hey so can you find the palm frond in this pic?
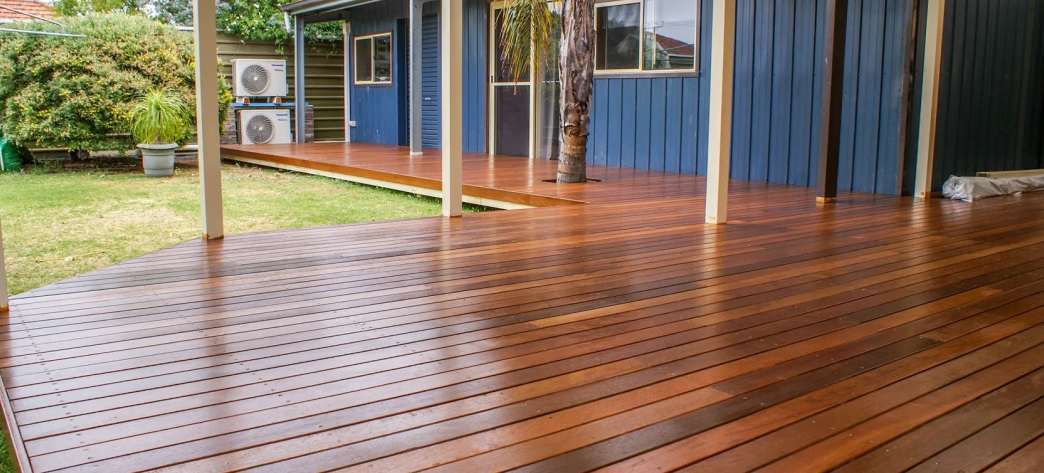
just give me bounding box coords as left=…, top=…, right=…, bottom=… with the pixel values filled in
left=498, top=0, right=556, bottom=84
left=129, top=89, right=190, bottom=145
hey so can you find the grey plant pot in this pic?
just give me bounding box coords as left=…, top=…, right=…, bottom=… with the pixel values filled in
left=138, top=143, right=178, bottom=178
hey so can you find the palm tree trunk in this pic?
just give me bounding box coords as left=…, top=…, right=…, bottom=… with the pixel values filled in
left=557, top=0, right=594, bottom=183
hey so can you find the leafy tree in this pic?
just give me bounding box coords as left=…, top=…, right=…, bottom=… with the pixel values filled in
left=0, top=14, right=232, bottom=151
left=54, top=0, right=342, bottom=42
left=216, top=0, right=343, bottom=43
left=53, top=0, right=140, bottom=17
left=145, top=0, right=194, bottom=26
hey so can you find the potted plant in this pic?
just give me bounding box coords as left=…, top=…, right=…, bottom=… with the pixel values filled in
left=129, top=89, right=190, bottom=177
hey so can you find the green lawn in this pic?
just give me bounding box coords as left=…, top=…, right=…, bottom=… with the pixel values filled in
left=0, top=160, right=483, bottom=295
left=0, top=159, right=485, bottom=469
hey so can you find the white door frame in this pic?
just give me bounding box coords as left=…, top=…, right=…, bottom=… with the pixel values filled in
left=488, top=1, right=541, bottom=158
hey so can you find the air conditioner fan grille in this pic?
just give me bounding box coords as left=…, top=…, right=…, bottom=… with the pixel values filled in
left=246, top=114, right=275, bottom=144
left=240, top=64, right=270, bottom=95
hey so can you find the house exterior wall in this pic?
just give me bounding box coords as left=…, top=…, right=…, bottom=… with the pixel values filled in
left=347, top=0, right=486, bottom=152
left=587, top=0, right=916, bottom=195
left=338, top=0, right=1044, bottom=195
left=927, top=0, right=1044, bottom=190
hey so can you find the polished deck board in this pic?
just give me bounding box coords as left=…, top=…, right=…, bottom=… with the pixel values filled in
left=1, top=144, right=1043, bottom=472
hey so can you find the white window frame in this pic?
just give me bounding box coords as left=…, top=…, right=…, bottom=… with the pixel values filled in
left=593, top=0, right=701, bottom=76
left=354, top=32, right=394, bottom=85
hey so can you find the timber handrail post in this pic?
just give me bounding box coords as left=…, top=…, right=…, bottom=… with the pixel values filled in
left=815, top=0, right=849, bottom=203
left=705, top=0, right=736, bottom=225
left=915, top=0, right=947, bottom=199
left=441, top=0, right=463, bottom=217
left=193, top=0, right=224, bottom=239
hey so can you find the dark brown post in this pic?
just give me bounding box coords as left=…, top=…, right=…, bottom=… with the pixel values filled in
left=816, top=0, right=849, bottom=203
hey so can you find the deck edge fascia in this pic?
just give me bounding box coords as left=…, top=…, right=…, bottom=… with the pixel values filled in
left=220, top=152, right=583, bottom=210
left=0, top=362, right=33, bottom=473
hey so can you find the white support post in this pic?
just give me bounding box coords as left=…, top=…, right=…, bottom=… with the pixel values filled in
left=705, top=0, right=736, bottom=225
left=0, top=218, right=8, bottom=312
left=193, top=0, right=224, bottom=239
left=409, top=0, right=424, bottom=154
left=441, top=0, right=463, bottom=217
left=294, top=17, right=307, bottom=144
left=915, top=0, right=946, bottom=199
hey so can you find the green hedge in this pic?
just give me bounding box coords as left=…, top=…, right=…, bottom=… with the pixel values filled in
left=0, top=14, right=232, bottom=152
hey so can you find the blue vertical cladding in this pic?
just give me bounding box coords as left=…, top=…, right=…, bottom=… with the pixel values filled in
left=768, top=0, right=794, bottom=185
left=348, top=0, right=486, bottom=152
left=664, top=78, right=683, bottom=173
left=731, top=0, right=755, bottom=180
left=924, top=0, right=1044, bottom=191
left=347, top=0, right=407, bottom=146
left=585, top=0, right=915, bottom=195
left=635, top=81, right=652, bottom=170
left=850, top=0, right=886, bottom=194
left=395, top=18, right=409, bottom=145
left=648, top=78, right=667, bottom=171
left=421, top=1, right=441, bottom=149
left=461, top=0, right=487, bottom=153
left=807, top=0, right=827, bottom=185
left=748, top=0, right=775, bottom=183
left=606, top=80, right=623, bottom=167
left=787, top=0, right=818, bottom=187
left=620, top=79, right=637, bottom=168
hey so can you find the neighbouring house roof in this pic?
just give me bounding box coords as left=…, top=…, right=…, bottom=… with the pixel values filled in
left=0, top=0, right=54, bottom=21
left=653, top=34, right=695, bottom=58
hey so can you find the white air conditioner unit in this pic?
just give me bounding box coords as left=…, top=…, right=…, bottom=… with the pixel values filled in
left=232, top=59, right=288, bottom=98
left=239, top=109, right=293, bottom=145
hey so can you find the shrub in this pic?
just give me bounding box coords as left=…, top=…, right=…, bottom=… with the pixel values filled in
left=0, top=13, right=232, bottom=152
left=129, top=89, right=191, bottom=145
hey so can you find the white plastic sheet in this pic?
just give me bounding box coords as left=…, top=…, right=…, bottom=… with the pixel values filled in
left=942, top=174, right=1044, bottom=202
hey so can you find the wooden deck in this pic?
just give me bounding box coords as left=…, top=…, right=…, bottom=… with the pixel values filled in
left=3, top=143, right=1044, bottom=472
left=220, top=142, right=710, bottom=208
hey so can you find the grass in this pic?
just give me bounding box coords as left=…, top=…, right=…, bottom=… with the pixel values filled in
left=0, top=158, right=486, bottom=470
left=0, top=159, right=484, bottom=295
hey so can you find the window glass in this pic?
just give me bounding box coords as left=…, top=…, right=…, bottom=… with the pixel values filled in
left=373, top=35, right=392, bottom=82
left=595, top=2, right=641, bottom=70
left=356, top=38, right=372, bottom=83
left=643, top=0, right=697, bottom=70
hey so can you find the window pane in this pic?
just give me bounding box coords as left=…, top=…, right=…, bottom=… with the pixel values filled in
left=356, top=38, right=372, bottom=82
left=373, top=35, right=392, bottom=82
left=596, top=3, right=641, bottom=70
left=643, top=0, right=697, bottom=70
